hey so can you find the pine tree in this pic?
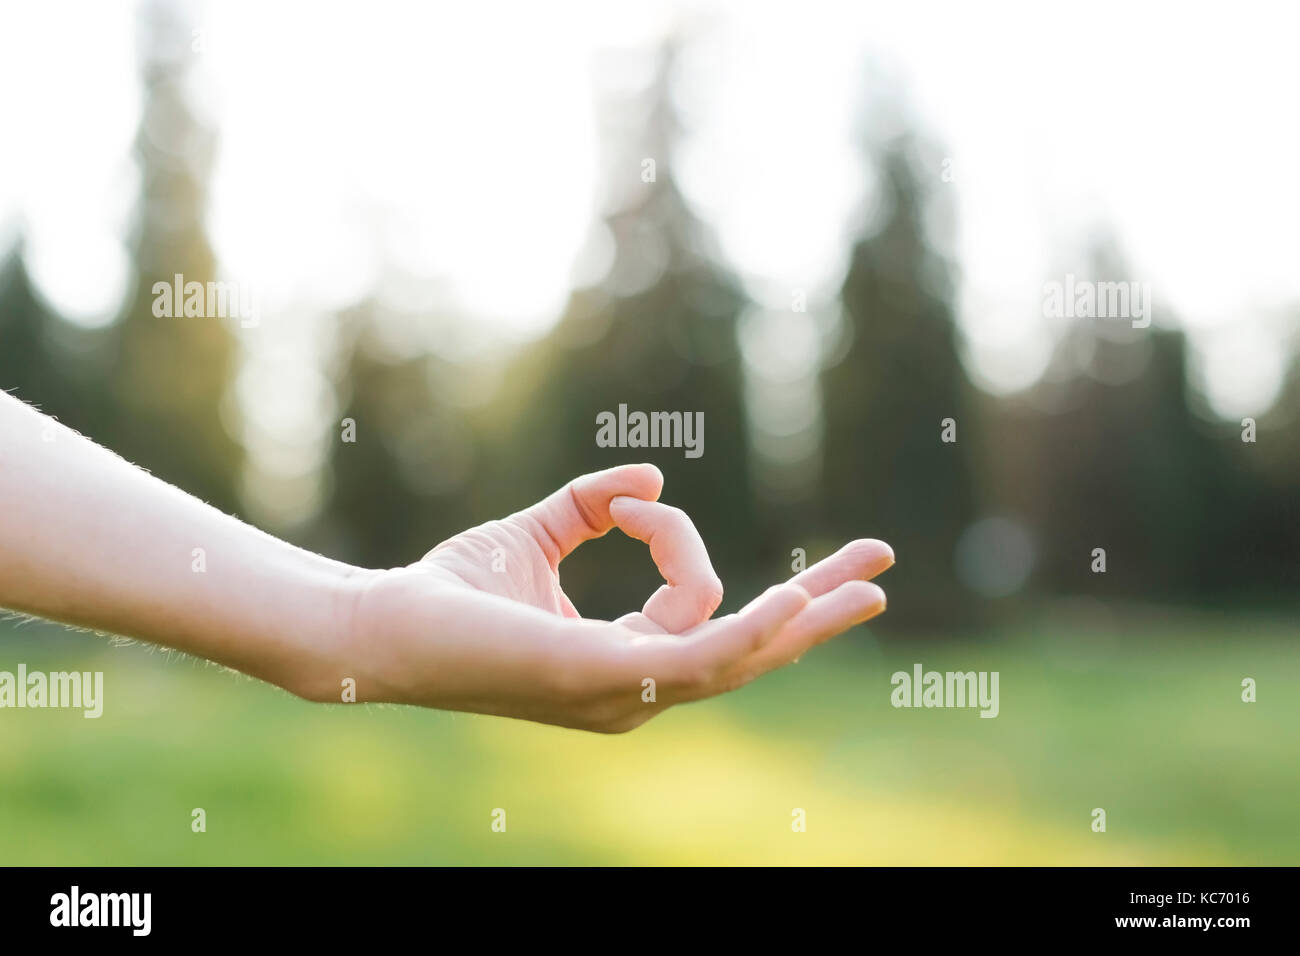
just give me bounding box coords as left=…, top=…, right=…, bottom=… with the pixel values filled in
left=1, top=1, right=241, bottom=514
left=478, top=43, right=755, bottom=618
left=821, top=138, right=981, bottom=634
left=99, top=1, right=241, bottom=511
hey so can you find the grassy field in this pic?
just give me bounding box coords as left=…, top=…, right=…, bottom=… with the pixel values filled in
left=1, top=605, right=1296, bottom=865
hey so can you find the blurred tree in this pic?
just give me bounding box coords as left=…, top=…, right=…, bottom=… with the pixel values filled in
left=0, top=246, right=96, bottom=421
left=324, top=305, right=475, bottom=568
left=1, top=1, right=240, bottom=514
left=474, top=43, right=756, bottom=618
left=1242, top=344, right=1300, bottom=600
left=821, top=137, right=982, bottom=634
left=1186, top=325, right=1300, bottom=605
left=981, top=241, right=1298, bottom=608
left=98, top=2, right=242, bottom=512
left=989, top=322, right=1210, bottom=600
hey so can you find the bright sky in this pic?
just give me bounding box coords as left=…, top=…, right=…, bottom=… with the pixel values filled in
left=3, top=0, right=1298, bottom=424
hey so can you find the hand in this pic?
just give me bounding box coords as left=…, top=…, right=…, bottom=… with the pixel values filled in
left=341, top=464, right=893, bottom=732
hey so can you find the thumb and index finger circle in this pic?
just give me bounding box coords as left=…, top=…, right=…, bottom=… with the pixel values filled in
left=517, top=464, right=722, bottom=632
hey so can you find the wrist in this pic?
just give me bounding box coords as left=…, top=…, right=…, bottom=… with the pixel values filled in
left=280, top=562, right=384, bottom=704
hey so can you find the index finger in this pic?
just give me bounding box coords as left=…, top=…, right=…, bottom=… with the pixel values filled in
left=609, top=496, right=724, bottom=632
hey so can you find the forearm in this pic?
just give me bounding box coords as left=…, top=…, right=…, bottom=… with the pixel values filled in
left=0, top=392, right=891, bottom=729
left=0, top=391, right=361, bottom=699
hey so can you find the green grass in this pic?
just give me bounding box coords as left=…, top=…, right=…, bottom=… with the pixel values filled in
left=1, top=606, right=1296, bottom=865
